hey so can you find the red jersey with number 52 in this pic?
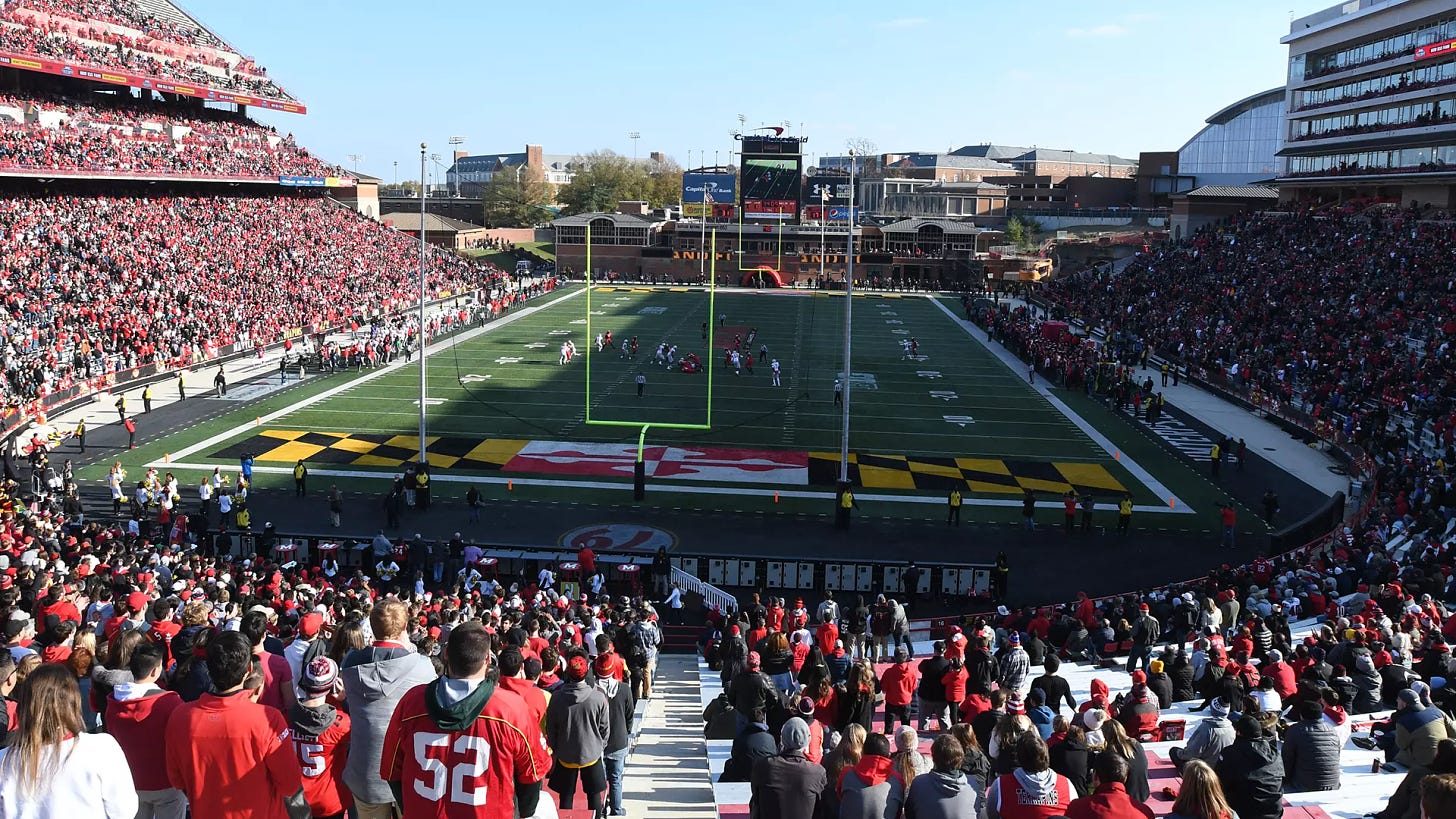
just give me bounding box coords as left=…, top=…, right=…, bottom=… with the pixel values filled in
left=381, top=682, right=547, bottom=819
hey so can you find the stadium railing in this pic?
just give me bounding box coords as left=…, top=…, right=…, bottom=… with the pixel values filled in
left=671, top=565, right=736, bottom=615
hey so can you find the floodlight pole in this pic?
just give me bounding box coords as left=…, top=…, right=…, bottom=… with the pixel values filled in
left=839, top=152, right=855, bottom=483
left=418, top=143, right=428, bottom=464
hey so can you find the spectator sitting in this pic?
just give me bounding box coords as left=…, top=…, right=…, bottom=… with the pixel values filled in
left=1065, top=750, right=1154, bottom=819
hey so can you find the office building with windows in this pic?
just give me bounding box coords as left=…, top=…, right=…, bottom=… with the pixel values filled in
left=1279, top=0, right=1456, bottom=205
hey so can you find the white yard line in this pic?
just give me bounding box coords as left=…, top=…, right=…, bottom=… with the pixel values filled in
left=925, top=296, right=1191, bottom=511
left=156, top=288, right=585, bottom=465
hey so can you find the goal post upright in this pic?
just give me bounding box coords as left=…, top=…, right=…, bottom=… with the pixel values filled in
left=580, top=229, right=717, bottom=498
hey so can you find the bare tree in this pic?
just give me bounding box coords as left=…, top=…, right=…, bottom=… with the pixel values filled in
left=845, top=137, right=880, bottom=175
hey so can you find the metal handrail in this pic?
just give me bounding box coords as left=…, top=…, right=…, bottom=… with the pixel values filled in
left=672, top=565, right=736, bottom=615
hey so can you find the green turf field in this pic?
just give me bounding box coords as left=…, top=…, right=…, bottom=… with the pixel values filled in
left=137, top=284, right=1238, bottom=525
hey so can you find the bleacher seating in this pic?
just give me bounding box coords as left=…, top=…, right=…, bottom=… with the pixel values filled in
left=0, top=193, right=506, bottom=404
left=698, top=618, right=1405, bottom=819
left=0, top=90, right=330, bottom=178
left=0, top=0, right=293, bottom=100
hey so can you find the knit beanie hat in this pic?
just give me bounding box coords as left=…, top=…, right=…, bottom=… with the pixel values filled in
left=780, top=717, right=810, bottom=753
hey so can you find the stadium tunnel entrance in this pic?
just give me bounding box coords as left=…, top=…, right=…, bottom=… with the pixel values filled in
left=740, top=266, right=784, bottom=287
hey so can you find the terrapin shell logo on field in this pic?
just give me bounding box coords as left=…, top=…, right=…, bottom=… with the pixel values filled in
left=560, top=524, right=677, bottom=552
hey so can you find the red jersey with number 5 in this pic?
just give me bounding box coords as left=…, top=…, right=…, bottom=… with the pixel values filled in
left=291, top=707, right=353, bottom=817
left=381, top=681, right=547, bottom=819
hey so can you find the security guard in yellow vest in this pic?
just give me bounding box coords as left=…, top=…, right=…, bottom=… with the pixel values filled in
left=416, top=469, right=431, bottom=510
left=74, top=418, right=85, bottom=453
left=293, top=460, right=307, bottom=497
left=1118, top=494, right=1133, bottom=535
left=142, top=384, right=152, bottom=414
left=177, top=369, right=187, bottom=401
left=836, top=482, right=858, bottom=530
left=947, top=488, right=963, bottom=527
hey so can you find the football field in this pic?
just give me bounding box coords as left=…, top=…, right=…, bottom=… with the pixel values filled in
left=148, top=285, right=1223, bottom=523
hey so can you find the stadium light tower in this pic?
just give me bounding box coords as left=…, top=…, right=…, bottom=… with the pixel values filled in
left=448, top=136, right=465, bottom=197
left=347, top=153, right=364, bottom=171
left=628, top=131, right=641, bottom=163
left=417, top=143, right=429, bottom=464
left=839, top=149, right=856, bottom=483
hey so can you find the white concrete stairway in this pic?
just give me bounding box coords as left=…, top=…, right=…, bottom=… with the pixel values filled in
left=622, top=654, right=719, bottom=818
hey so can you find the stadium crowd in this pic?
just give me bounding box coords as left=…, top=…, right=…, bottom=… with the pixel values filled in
left=5, top=0, right=231, bottom=51
left=700, top=521, right=1456, bottom=818
left=0, top=193, right=507, bottom=404
left=0, top=91, right=331, bottom=178
left=0, top=478, right=665, bottom=817
left=0, top=3, right=289, bottom=101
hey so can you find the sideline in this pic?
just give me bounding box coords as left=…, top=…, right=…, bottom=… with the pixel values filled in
left=925, top=296, right=1192, bottom=511
left=155, top=287, right=586, bottom=465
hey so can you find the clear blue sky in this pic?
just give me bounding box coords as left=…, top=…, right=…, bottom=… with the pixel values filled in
left=187, top=0, right=1334, bottom=180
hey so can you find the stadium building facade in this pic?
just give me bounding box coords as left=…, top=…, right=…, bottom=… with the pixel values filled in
left=1279, top=0, right=1456, bottom=205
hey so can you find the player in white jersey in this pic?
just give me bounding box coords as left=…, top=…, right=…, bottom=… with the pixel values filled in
left=770, top=359, right=781, bottom=386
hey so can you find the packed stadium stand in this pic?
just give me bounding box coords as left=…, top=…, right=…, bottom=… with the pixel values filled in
left=0, top=0, right=294, bottom=102
left=1046, top=206, right=1456, bottom=464
left=0, top=90, right=330, bottom=178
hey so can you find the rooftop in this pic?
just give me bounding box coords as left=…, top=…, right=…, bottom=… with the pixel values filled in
left=1012, top=147, right=1138, bottom=166
left=381, top=212, right=486, bottom=232
left=1181, top=185, right=1281, bottom=199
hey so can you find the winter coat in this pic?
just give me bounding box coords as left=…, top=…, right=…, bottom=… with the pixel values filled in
left=1282, top=718, right=1343, bottom=793
left=1169, top=657, right=1196, bottom=703
left=1049, top=734, right=1091, bottom=796
left=1395, top=704, right=1456, bottom=769
left=1146, top=672, right=1173, bottom=710
left=1092, top=741, right=1149, bottom=803
left=722, top=722, right=777, bottom=782
left=1216, top=736, right=1284, bottom=819
left=1179, top=714, right=1234, bottom=768
left=749, top=752, right=826, bottom=819
left=728, top=669, right=777, bottom=717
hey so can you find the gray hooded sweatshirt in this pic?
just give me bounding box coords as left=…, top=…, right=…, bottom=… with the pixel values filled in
left=905, top=769, right=977, bottom=819
left=544, top=679, right=610, bottom=766
left=341, top=644, right=438, bottom=804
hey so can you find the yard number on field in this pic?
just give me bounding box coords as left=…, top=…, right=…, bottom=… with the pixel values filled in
left=460, top=374, right=491, bottom=383
left=916, top=370, right=942, bottom=379
left=638, top=307, right=668, bottom=315
left=495, top=356, right=523, bottom=364
left=943, top=415, right=976, bottom=427
left=930, top=390, right=959, bottom=401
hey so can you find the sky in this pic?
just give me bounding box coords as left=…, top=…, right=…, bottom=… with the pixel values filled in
left=186, top=0, right=1336, bottom=181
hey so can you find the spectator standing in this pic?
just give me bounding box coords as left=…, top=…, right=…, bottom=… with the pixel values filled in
left=595, top=651, right=635, bottom=817
left=722, top=705, right=777, bottom=783
left=105, top=643, right=186, bottom=819
left=1031, top=656, right=1077, bottom=715
left=289, top=657, right=352, bottom=819
left=544, top=652, right=610, bottom=814
left=881, top=648, right=919, bottom=734
left=0, top=664, right=137, bottom=817
left=242, top=610, right=295, bottom=713
left=999, top=632, right=1031, bottom=696
left=905, top=734, right=977, bottom=819
left=340, top=599, right=437, bottom=819
left=749, top=717, right=826, bottom=819
left=284, top=612, right=324, bottom=691
left=918, top=641, right=951, bottom=732
left=381, top=622, right=546, bottom=819
left=164, top=631, right=307, bottom=819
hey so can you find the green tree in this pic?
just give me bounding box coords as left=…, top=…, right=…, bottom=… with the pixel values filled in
left=1006, top=214, right=1042, bottom=252
left=558, top=150, right=650, bottom=214
left=644, top=156, right=683, bottom=209
left=481, top=165, right=551, bottom=227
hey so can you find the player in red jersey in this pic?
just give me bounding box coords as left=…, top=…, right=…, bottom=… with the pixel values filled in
left=382, top=622, right=547, bottom=819
left=291, top=657, right=353, bottom=819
